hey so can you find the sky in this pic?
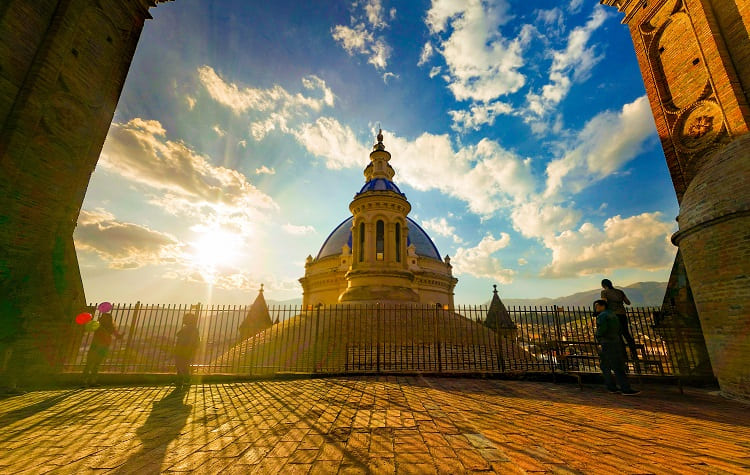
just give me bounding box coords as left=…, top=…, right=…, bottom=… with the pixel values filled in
left=75, top=0, right=680, bottom=306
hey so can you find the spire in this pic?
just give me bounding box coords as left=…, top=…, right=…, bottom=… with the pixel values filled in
left=485, top=284, right=515, bottom=330
left=374, top=128, right=384, bottom=150
left=365, top=128, right=394, bottom=181
left=238, top=284, right=272, bottom=341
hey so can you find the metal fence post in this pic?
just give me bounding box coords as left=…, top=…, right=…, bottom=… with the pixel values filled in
left=313, top=304, right=321, bottom=373
left=376, top=303, right=381, bottom=373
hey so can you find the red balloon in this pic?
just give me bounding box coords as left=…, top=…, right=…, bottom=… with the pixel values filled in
left=75, top=312, right=93, bottom=325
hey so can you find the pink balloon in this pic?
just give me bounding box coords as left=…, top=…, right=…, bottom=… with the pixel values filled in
left=75, top=313, right=93, bottom=325
left=97, top=302, right=113, bottom=313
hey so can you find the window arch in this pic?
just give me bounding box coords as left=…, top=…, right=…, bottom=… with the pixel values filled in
left=376, top=220, right=384, bottom=261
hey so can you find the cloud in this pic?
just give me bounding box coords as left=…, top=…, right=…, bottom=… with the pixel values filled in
left=255, top=165, right=276, bottom=175
left=294, top=120, right=536, bottom=215
left=212, top=124, right=226, bottom=137
left=510, top=200, right=581, bottom=239
left=517, top=258, right=528, bottom=266
left=198, top=66, right=334, bottom=115
left=186, top=96, right=196, bottom=110
left=429, top=66, right=442, bottom=78
left=332, top=1, right=395, bottom=73
left=364, top=0, right=390, bottom=29
left=238, top=140, right=247, bottom=148
left=424, top=0, right=527, bottom=102
left=418, top=43, right=434, bottom=67
left=541, top=212, right=676, bottom=277
left=544, top=95, right=656, bottom=197
left=568, top=0, right=584, bottom=14
left=75, top=209, right=183, bottom=269
left=452, top=233, right=516, bottom=283
left=449, top=100, right=513, bottom=132
left=291, top=117, right=371, bottom=169
left=421, top=217, right=463, bottom=243
left=99, top=117, right=278, bottom=233
left=293, top=120, right=536, bottom=216
left=282, top=223, right=316, bottom=236
left=524, top=7, right=609, bottom=123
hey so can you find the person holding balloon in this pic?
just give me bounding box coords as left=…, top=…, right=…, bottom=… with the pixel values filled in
left=82, top=311, right=122, bottom=386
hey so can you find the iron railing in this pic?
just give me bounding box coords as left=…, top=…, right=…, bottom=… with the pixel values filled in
left=62, top=303, right=705, bottom=379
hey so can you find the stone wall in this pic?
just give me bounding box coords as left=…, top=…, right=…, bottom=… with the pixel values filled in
left=0, top=0, right=156, bottom=382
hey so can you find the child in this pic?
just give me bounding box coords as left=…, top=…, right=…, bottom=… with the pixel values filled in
left=82, top=313, right=122, bottom=386
left=174, top=313, right=200, bottom=388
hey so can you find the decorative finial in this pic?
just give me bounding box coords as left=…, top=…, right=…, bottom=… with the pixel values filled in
left=493, top=284, right=498, bottom=294
left=377, top=128, right=383, bottom=143
left=260, top=283, right=264, bottom=293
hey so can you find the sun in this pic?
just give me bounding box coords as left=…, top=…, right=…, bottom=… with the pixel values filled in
left=188, top=229, right=244, bottom=270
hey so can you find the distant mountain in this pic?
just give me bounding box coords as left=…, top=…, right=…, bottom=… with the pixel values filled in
left=500, top=281, right=667, bottom=308
left=267, top=298, right=303, bottom=307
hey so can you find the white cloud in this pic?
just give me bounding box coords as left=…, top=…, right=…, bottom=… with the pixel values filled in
left=255, top=165, right=276, bottom=175
left=568, top=0, right=584, bottom=14
left=517, top=258, right=528, bottom=266
left=541, top=212, right=676, bottom=277
left=449, top=100, right=513, bottom=132
left=238, top=140, right=247, bottom=148
left=75, top=209, right=183, bottom=269
left=282, top=223, right=316, bottom=236
left=452, top=233, right=516, bottom=283
left=332, top=24, right=391, bottom=70
left=99, top=118, right=278, bottom=233
left=364, top=0, right=389, bottom=29
left=293, top=121, right=536, bottom=216
left=418, top=43, right=434, bottom=67
left=524, top=7, right=609, bottom=123
left=421, top=217, right=463, bottom=243
left=510, top=200, right=581, bottom=239
left=429, top=66, right=442, bottom=78
left=212, top=124, right=226, bottom=137
left=544, top=95, right=656, bottom=197
left=425, top=0, right=527, bottom=102
left=291, top=117, right=371, bottom=170
left=198, top=66, right=334, bottom=114
left=332, top=1, right=395, bottom=72
left=186, top=96, right=196, bottom=110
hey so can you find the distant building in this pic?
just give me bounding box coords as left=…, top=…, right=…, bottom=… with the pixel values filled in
left=299, top=131, right=457, bottom=307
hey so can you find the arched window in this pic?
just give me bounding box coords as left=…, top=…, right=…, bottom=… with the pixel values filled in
left=376, top=220, right=384, bottom=261
left=395, top=223, right=401, bottom=262
left=358, top=222, right=365, bottom=262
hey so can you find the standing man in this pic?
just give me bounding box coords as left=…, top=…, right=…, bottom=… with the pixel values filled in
left=601, top=279, right=638, bottom=361
left=594, top=299, right=640, bottom=395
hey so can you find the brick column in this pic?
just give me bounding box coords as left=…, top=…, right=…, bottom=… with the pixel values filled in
left=0, top=0, right=160, bottom=382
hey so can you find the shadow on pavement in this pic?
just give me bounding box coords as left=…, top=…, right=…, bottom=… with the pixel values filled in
left=114, top=386, right=192, bottom=474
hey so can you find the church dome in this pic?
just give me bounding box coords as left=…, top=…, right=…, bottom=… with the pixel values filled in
left=357, top=178, right=405, bottom=196
left=316, top=216, right=442, bottom=260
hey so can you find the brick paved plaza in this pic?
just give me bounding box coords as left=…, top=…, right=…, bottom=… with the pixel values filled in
left=0, top=377, right=748, bottom=474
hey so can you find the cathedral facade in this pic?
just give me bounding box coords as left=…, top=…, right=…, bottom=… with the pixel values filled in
left=299, top=132, right=458, bottom=307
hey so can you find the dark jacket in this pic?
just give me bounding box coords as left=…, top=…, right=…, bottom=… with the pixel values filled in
left=175, top=324, right=200, bottom=360
left=595, top=309, right=620, bottom=344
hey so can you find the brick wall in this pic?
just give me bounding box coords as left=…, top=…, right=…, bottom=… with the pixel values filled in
left=0, top=0, right=153, bottom=381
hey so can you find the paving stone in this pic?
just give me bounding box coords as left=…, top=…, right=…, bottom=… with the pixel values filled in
left=0, top=377, right=747, bottom=474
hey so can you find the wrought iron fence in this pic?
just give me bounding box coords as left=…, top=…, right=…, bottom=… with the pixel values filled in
left=62, top=303, right=706, bottom=380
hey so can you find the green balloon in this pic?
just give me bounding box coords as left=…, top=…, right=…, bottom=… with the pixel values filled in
left=85, top=320, right=100, bottom=332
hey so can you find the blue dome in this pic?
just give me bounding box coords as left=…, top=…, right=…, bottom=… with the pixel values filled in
left=357, top=178, right=405, bottom=196
left=316, top=217, right=442, bottom=261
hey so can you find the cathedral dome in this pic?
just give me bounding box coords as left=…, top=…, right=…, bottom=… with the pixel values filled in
left=356, top=178, right=405, bottom=196
left=316, top=216, right=442, bottom=261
